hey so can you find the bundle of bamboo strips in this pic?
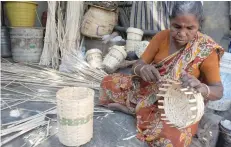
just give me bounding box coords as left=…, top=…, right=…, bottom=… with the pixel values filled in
left=1, top=62, right=102, bottom=90
left=57, top=1, right=66, bottom=57
left=40, top=1, right=59, bottom=69
left=63, top=1, right=84, bottom=54
left=40, top=1, right=85, bottom=68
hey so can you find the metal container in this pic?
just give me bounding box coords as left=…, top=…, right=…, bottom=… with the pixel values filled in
left=9, top=27, right=44, bottom=63
left=216, top=120, right=231, bottom=147
left=1, top=27, right=12, bottom=57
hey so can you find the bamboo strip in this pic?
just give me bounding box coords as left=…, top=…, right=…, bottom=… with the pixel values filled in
left=1, top=121, right=48, bottom=146
left=1, top=107, right=56, bottom=126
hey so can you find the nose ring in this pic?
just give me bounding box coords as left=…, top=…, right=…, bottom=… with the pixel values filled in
left=177, top=32, right=180, bottom=35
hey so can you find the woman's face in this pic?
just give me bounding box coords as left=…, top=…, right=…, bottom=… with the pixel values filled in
left=170, top=14, right=199, bottom=46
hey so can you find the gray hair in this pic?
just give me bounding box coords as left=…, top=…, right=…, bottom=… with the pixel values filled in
left=170, top=1, right=204, bottom=26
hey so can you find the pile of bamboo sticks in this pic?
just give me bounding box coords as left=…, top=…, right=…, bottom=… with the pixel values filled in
left=1, top=61, right=105, bottom=90
left=40, top=1, right=84, bottom=69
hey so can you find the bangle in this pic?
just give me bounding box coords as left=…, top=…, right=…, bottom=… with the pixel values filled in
left=133, top=64, right=141, bottom=76
left=202, top=83, right=210, bottom=99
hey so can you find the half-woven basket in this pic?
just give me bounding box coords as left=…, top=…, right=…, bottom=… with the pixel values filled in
left=157, top=79, right=204, bottom=129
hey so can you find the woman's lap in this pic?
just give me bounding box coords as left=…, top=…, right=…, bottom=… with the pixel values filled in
left=99, top=73, right=198, bottom=147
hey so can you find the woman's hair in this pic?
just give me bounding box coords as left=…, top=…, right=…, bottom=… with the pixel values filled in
left=170, top=1, right=204, bottom=26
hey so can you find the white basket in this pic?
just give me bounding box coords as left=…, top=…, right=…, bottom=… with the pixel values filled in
left=158, top=80, right=204, bottom=129
left=134, top=41, right=149, bottom=58
left=57, top=87, right=94, bottom=146
left=126, top=27, right=143, bottom=41
left=102, top=45, right=127, bottom=73
left=86, top=49, right=103, bottom=69
left=125, top=40, right=141, bottom=53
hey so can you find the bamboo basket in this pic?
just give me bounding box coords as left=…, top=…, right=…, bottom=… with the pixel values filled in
left=125, top=40, right=141, bottom=53
left=157, top=80, right=204, bottom=129
left=126, top=27, right=144, bottom=41
left=86, top=49, right=103, bottom=69
left=102, top=45, right=127, bottom=73
left=85, top=1, right=118, bottom=11
left=57, top=87, right=94, bottom=146
left=81, top=6, right=118, bottom=38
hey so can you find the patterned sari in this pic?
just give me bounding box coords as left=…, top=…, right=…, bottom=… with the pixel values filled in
left=99, top=32, right=224, bottom=147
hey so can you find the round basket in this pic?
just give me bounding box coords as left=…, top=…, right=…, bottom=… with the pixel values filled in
left=86, top=49, right=103, bottom=69
left=5, top=2, right=38, bottom=27
left=81, top=6, right=118, bottom=38
left=157, top=80, right=204, bottom=129
left=102, top=45, right=127, bottom=73
left=126, top=27, right=144, bottom=41
left=57, top=87, right=94, bottom=146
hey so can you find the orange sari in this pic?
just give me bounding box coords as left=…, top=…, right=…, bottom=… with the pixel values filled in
left=99, top=30, right=224, bottom=147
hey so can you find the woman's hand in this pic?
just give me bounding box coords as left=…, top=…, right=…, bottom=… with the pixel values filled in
left=139, top=64, right=161, bottom=82
left=132, top=59, right=161, bottom=82
left=181, top=72, right=209, bottom=97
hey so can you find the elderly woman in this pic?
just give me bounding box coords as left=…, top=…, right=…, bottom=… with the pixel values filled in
left=100, top=2, right=224, bottom=147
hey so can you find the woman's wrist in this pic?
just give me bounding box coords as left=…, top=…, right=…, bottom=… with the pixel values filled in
left=201, top=83, right=210, bottom=100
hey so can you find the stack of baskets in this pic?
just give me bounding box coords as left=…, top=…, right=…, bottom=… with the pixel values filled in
left=4, top=1, right=44, bottom=63
left=157, top=79, right=205, bottom=129
left=81, top=3, right=120, bottom=70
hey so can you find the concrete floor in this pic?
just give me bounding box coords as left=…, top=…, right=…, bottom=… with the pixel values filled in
left=1, top=63, right=230, bottom=147
left=1, top=82, right=148, bottom=147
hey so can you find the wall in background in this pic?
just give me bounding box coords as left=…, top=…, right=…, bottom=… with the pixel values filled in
left=202, top=1, right=230, bottom=51
left=34, top=1, right=48, bottom=27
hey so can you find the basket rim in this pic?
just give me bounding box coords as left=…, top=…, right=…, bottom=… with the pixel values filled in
left=159, top=81, right=204, bottom=128
left=5, top=1, right=38, bottom=6
left=86, top=49, right=102, bottom=56
left=56, top=87, right=95, bottom=101
left=8, top=27, right=46, bottom=30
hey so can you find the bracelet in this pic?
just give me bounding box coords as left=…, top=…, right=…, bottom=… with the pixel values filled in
left=133, top=64, right=141, bottom=76
left=202, top=83, right=210, bottom=99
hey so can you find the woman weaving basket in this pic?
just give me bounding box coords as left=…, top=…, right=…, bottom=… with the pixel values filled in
left=99, top=2, right=224, bottom=147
